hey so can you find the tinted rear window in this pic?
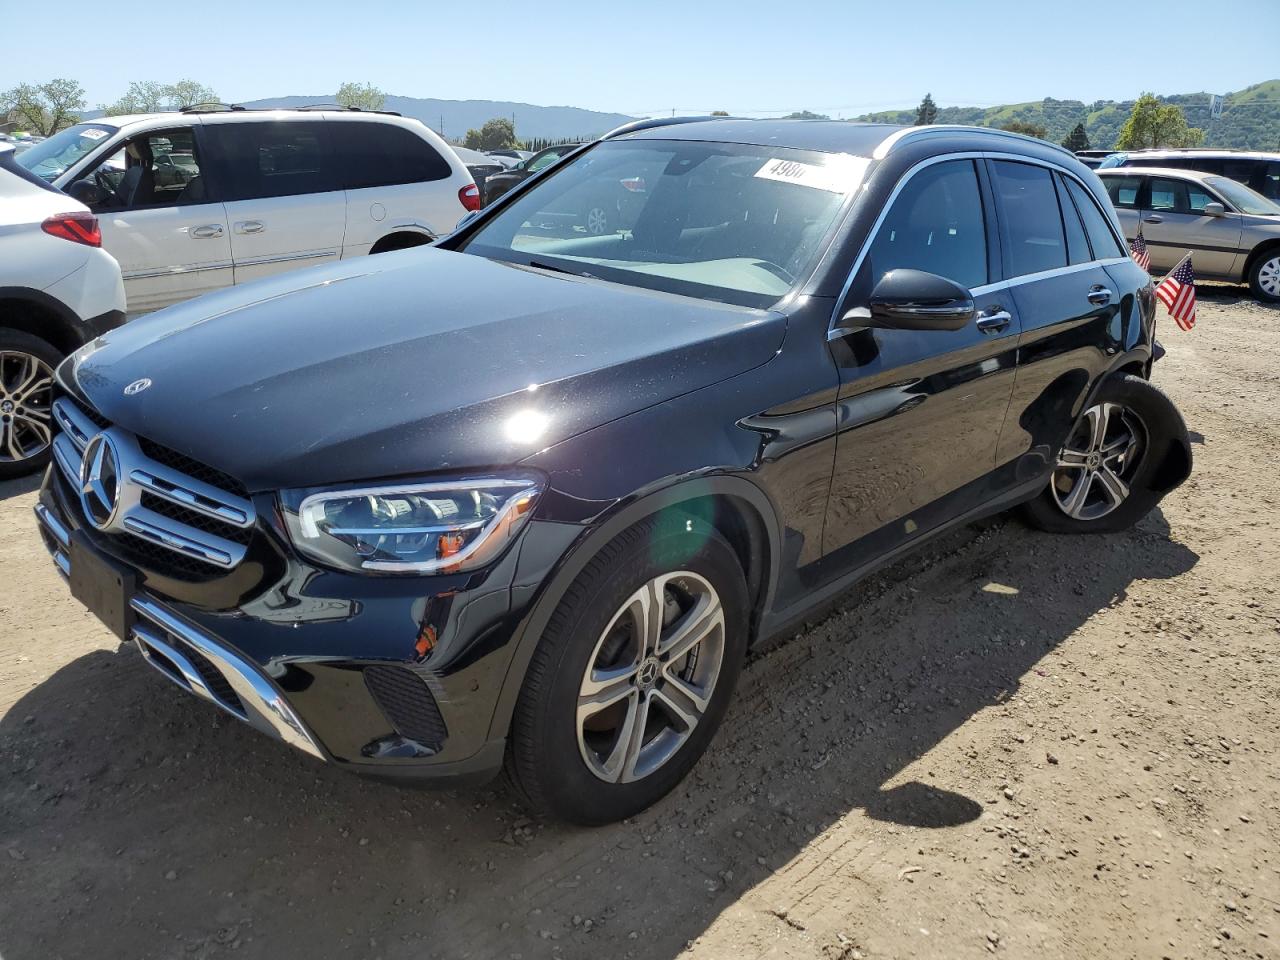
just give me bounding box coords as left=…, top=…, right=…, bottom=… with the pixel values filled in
left=1064, top=178, right=1126, bottom=259
left=338, top=122, right=452, bottom=188
left=989, top=160, right=1066, bottom=277
left=205, top=121, right=341, bottom=200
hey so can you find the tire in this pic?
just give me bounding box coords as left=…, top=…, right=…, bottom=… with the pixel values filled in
left=0, top=329, right=61, bottom=481
left=505, top=513, right=748, bottom=825
left=1248, top=248, right=1280, bottom=303
left=1021, top=373, right=1189, bottom=535
left=582, top=201, right=611, bottom=236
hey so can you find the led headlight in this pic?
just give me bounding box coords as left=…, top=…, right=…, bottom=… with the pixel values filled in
left=279, top=476, right=543, bottom=574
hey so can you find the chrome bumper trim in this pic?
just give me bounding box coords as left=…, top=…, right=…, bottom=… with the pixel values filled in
left=34, top=502, right=70, bottom=578
left=130, top=596, right=325, bottom=761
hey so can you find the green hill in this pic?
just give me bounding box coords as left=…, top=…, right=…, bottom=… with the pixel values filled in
left=856, top=80, right=1280, bottom=150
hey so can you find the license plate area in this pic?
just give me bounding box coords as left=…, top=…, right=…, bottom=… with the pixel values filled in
left=69, top=533, right=137, bottom=641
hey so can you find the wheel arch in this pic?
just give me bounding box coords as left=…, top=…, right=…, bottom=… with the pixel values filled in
left=368, top=228, right=435, bottom=255
left=0, top=287, right=83, bottom=357
left=485, top=475, right=781, bottom=744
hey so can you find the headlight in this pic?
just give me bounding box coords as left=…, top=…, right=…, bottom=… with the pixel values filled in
left=279, top=475, right=543, bottom=575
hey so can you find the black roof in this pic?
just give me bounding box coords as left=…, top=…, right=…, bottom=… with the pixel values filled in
left=620, top=119, right=906, bottom=155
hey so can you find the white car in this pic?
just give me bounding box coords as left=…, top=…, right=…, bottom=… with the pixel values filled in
left=0, top=143, right=126, bottom=478
left=15, top=107, right=479, bottom=313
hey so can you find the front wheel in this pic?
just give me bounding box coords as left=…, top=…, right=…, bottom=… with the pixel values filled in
left=1021, top=373, right=1190, bottom=534
left=505, top=514, right=748, bottom=825
left=1248, top=249, right=1280, bottom=303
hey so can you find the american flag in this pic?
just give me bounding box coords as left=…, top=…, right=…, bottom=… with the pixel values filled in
left=1155, top=254, right=1196, bottom=331
left=1129, top=225, right=1151, bottom=271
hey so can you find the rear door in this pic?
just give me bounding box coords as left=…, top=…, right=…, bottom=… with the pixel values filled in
left=989, top=160, right=1125, bottom=471
left=1142, top=175, right=1243, bottom=277
left=202, top=119, right=347, bottom=285
left=334, top=120, right=460, bottom=254
left=79, top=125, right=233, bottom=313
left=823, top=157, right=1021, bottom=561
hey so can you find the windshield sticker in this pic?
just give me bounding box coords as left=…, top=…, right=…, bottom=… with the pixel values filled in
left=80, top=128, right=108, bottom=140
left=754, top=156, right=869, bottom=193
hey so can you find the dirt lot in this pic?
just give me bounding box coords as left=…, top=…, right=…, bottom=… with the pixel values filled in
left=1, top=289, right=1277, bottom=960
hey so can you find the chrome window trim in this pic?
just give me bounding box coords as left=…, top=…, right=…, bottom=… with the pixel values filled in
left=829, top=150, right=1130, bottom=331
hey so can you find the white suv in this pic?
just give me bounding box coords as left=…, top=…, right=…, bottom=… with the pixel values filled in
left=0, top=143, right=126, bottom=478
left=15, top=107, right=478, bottom=313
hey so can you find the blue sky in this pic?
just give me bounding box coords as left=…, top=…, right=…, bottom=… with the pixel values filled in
left=2, top=0, right=1273, bottom=116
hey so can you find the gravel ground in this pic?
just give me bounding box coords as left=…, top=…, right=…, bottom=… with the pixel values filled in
left=1, top=288, right=1277, bottom=960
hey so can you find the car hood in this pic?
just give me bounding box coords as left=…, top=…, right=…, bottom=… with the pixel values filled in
left=64, top=248, right=784, bottom=491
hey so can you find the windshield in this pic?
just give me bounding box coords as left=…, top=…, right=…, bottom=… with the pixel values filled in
left=14, top=123, right=116, bottom=181
left=1205, top=176, right=1280, bottom=216
left=459, top=139, right=867, bottom=308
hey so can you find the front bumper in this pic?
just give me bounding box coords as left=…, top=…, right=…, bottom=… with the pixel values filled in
left=33, top=466, right=555, bottom=785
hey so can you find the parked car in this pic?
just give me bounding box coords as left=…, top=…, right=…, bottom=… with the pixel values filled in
left=14, top=108, right=477, bottom=313
left=36, top=119, right=1191, bottom=824
left=1098, top=167, right=1280, bottom=301
left=487, top=149, right=533, bottom=163
left=0, top=143, right=125, bottom=478
left=481, top=142, right=581, bottom=203
left=450, top=146, right=509, bottom=204
left=1100, top=149, right=1280, bottom=201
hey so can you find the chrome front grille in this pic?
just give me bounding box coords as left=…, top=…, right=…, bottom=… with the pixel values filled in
left=51, top=395, right=256, bottom=570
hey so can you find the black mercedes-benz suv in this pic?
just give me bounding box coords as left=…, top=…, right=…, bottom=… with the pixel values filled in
left=35, top=118, right=1191, bottom=825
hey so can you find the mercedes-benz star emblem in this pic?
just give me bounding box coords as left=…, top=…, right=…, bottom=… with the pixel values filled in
left=123, top=378, right=152, bottom=396
left=79, top=433, right=122, bottom=530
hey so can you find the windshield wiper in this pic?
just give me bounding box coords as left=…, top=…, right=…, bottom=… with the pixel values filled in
left=526, top=259, right=596, bottom=280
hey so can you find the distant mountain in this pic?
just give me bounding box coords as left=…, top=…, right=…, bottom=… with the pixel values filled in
left=238, top=95, right=635, bottom=142
left=856, top=79, right=1280, bottom=150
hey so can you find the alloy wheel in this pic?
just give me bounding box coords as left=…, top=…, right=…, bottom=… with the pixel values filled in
left=577, top=571, right=726, bottom=783
left=1258, top=255, right=1280, bottom=299
left=0, top=351, right=54, bottom=465
left=584, top=205, right=610, bottom=235
left=1052, top=401, right=1147, bottom=521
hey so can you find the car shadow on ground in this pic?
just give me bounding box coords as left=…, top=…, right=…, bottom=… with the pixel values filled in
left=0, top=509, right=1198, bottom=960
left=0, top=473, right=40, bottom=502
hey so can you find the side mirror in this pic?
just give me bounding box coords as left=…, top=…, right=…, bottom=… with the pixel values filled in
left=1202, top=202, right=1226, bottom=218
left=65, top=178, right=104, bottom=206
left=835, top=269, right=975, bottom=334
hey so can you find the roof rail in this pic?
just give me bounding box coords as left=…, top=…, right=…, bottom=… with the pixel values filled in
left=293, top=103, right=402, bottom=116
left=178, top=102, right=246, bottom=114
left=873, top=124, right=1077, bottom=160
left=600, top=115, right=730, bottom=140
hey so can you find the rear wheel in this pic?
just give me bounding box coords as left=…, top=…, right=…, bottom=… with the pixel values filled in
left=1021, top=373, right=1189, bottom=534
left=1248, top=249, right=1280, bottom=303
left=0, top=330, right=59, bottom=480
left=506, top=514, right=748, bottom=825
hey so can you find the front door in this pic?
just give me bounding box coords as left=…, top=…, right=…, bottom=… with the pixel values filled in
left=78, top=126, right=232, bottom=313
left=823, top=158, right=1020, bottom=563
left=1141, top=175, right=1243, bottom=277
left=201, top=120, right=347, bottom=285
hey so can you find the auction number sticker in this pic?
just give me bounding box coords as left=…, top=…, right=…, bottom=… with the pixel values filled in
left=80, top=128, right=108, bottom=140
left=754, top=155, right=869, bottom=193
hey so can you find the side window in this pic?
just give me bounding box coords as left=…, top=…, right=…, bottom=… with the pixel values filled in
left=205, top=122, right=340, bottom=200
left=1148, top=177, right=1186, bottom=212
left=1262, top=162, right=1280, bottom=200
left=989, top=160, right=1066, bottom=277
left=340, top=122, right=452, bottom=189
left=1054, top=173, right=1090, bottom=265
left=82, top=127, right=207, bottom=210
left=1065, top=178, right=1126, bottom=259
left=1185, top=182, right=1217, bottom=213
left=1104, top=175, right=1143, bottom=210
left=527, top=149, right=565, bottom=174
left=865, top=159, right=988, bottom=289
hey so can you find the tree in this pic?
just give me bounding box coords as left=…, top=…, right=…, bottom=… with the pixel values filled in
left=710, top=110, right=730, bottom=117
left=100, top=79, right=219, bottom=115
left=915, top=93, right=938, bottom=126
left=1000, top=119, right=1049, bottom=139
left=336, top=82, right=386, bottom=111
left=1062, top=122, right=1091, bottom=152
left=463, top=117, right=517, bottom=151
left=782, top=110, right=830, bottom=120
left=1116, top=93, right=1204, bottom=150
left=1, top=78, right=86, bottom=135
